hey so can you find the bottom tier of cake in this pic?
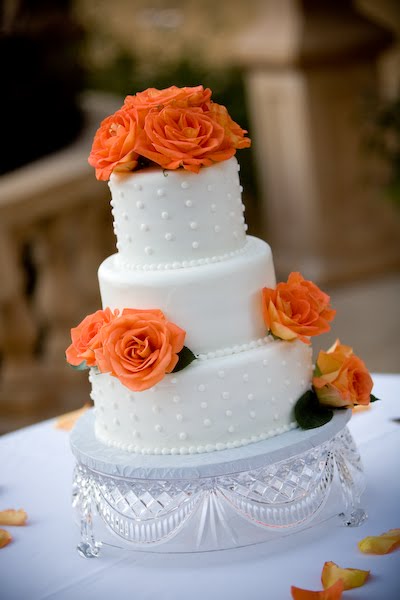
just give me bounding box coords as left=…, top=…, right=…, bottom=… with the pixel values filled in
left=90, top=339, right=313, bottom=455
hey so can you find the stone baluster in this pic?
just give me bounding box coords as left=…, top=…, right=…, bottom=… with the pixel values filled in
left=233, top=0, right=400, bottom=283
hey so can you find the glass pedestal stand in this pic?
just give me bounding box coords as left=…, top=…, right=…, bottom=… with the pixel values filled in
left=70, top=410, right=366, bottom=558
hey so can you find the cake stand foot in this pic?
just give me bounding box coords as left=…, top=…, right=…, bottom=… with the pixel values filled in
left=73, top=465, right=101, bottom=558
left=334, top=427, right=367, bottom=527
left=339, top=507, right=367, bottom=527
left=77, top=541, right=101, bottom=558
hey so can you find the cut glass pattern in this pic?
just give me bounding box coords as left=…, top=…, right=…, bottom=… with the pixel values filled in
left=72, top=425, right=366, bottom=555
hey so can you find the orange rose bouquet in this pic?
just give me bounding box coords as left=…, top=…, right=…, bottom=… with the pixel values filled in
left=262, top=272, right=336, bottom=344
left=66, top=307, right=195, bottom=391
left=66, top=308, right=119, bottom=368
left=88, top=85, right=250, bottom=180
left=294, top=339, right=378, bottom=429
left=313, top=340, right=374, bottom=409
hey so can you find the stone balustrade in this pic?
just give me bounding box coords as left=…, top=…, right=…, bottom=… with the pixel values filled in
left=0, top=93, right=120, bottom=433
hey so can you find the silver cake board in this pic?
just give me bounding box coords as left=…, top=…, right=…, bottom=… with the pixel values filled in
left=71, top=409, right=367, bottom=556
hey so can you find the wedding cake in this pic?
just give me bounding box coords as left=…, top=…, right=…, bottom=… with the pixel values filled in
left=67, top=85, right=375, bottom=456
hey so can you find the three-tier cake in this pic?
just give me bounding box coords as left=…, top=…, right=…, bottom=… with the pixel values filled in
left=67, top=85, right=373, bottom=457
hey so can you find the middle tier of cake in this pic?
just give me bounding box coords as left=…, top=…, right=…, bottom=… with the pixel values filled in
left=99, top=236, right=275, bottom=355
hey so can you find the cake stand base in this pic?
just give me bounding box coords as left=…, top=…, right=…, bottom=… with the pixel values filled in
left=70, top=410, right=366, bottom=556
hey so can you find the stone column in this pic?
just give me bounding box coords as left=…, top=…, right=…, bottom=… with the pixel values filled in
left=234, top=0, right=400, bottom=283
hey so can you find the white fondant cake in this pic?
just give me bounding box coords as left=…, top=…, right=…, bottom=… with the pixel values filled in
left=90, top=156, right=313, bottom=453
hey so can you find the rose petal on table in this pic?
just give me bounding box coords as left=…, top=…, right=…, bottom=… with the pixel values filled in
left=55, top=403, right=91, bottom=431
left=291, top=579, right=344, bottom=599
left=358, top=529, right=400, bottom=554
left=0, top=509, right=28, bottom=526
left=321, top=561, right=369, bottom=590
left=0, top=529, right=12, bottom=548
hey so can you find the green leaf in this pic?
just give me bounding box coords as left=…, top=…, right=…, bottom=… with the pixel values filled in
left=294, top=389, right=333, bottom=430
left=370, top=394, right=380, bottom=403
left=69, top=360, right=88, bottom=371
left=314, top=363, right=322, bottom=377
left=172, top=346, right=196, bottom=373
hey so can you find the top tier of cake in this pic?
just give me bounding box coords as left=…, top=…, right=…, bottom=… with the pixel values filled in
left=109, top=157, right=247, bottom=268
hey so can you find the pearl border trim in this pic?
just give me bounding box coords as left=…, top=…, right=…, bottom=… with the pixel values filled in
left=114, top=243, right=248, bottom=271
left=196, top=336, right=274, bottom=360
left=95, top=421, right=298, bottom=455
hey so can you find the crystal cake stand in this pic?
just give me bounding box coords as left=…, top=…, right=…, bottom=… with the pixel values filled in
left=70, top=409, right=366, bottom=557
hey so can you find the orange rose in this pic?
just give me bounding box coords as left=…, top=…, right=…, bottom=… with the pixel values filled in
left=208, top=103, right=251, bottom=150
left=94, top=309, right=186, bottom=391
left=313, top=340, right=373, bottom=408
left=66, top=308, right=118, bottom=367
left=88, top=107, right=140, bottom=181
left=134, top=106, right=235, bottom=173
left=262, top=272, right=336, bottom=344
left=124, top=85, right=212, bottom=110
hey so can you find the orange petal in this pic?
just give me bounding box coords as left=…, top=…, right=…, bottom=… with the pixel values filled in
left=358, top=529, right=400, bottom=554
left=321, top=561, right=369, bottom=590
left=0, top=509, right=28, bottom=526
left=0, top=529, right=12, bottom=548
left=55, top=403, right=91, bottom=431
left=291, top=579, right=344, bottom=600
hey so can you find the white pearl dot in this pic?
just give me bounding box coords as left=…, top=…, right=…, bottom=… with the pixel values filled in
left=113, top=418, right=120, bottom=427
left=185, top=199, right=193, bottom=207
left=157, top=188, right=165, bottom=197
left=181, top=181, right=190, bottom=189
left=273, top=414, right=279, bottom=422
left=190, top=221, right=198, bottom=230
left=165, top=232, right=174, bottom=241
left=243, top=373, right=249, bottom=382
left=271, top=396, right=277, bottom=404
left=214, top=225, right=221, bottom=233
left=221, top=392, right=230, bottom=400
left=267, top=377, right=272, bottom=384
left=133, top=183, right=142, bottom=191
left=145, top=246, right=153, bottom=255
left=152, top=405, right=160, bottom=414
left=225, top=410, right=232, bottom=417
left=198, top=384, right=206, bottom=392
left=161, top=211, right=169, bottom=219
left=171, top=377, right=178, bottom=384
left=228, top=425, right=235, bottom=433
left=136, top=201, right=144, bottom=209
left=210, top=204, right=217, bottom=212
left=155, top=424, right=163, bottom=432
left=125, top=234, right=132, bottom=242
left=122, top=211, right=128, bottom=220
left=140, top=223, right=149, bottom=232
left=176, top=414, right=183, bottom=422
left=203, top=419, right=211, bottom=427
left=192, top=241, right=199, bottom=249
left=229, top=211, right=235, bottom=218
left=248, top=393, right=254, bottom=401
left=200, top=401, right=208, bottom=409
left=172, top=395, right=180, bottom=403
left=249, top=411, right=256, bottom=419
left=179, top=432, right=187, bottom=441
left=218, top=370, right=225, bottom=378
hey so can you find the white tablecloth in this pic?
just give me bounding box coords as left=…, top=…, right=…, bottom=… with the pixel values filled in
left=0, top=374, right=399, bottom=600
